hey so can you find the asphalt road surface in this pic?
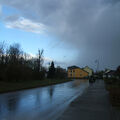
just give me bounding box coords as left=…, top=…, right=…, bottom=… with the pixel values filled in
left=0, top=79, right=89, bottom=120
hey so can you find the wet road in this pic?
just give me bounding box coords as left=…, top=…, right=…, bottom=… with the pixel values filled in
left=0, top=79, right=89, bottom=120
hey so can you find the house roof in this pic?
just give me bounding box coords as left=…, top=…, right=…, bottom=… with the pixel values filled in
left=104, top=69, right=111, bottom=74
left=84, top=66, right=93, bottom=71
left=68, top=66, right=80, bottom=69
left=106, top=70, right=116, bottom=75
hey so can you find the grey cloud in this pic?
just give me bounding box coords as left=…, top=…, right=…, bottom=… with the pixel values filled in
left=0, top=0, right=120, bottom=70
left=105, top=0, right=120, bottom=4
left=0, top=4, right=2, bottom=17
left=4, top=15, right=19, bottom=22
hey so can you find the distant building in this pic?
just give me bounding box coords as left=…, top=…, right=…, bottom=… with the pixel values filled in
left=103, top=69, right=111, bottom=78
left=103, top=70, right=115, bottom=78
left=115, top=66, right=120, bottom=79
left=67, top=66, right=89, bottom=79
left=83, top=66, right=93, bottom=77
left=103, top=67, right=120, bottom=79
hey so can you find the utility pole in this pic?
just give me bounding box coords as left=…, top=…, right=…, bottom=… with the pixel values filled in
left=95, top=59, right=99, bottom=73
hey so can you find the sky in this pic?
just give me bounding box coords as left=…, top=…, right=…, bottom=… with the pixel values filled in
left=0, top=0, right=120, bottom=70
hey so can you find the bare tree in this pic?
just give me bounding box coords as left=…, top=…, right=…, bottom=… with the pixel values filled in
left=0, top=42, right=5, bottom=64
left=7, top=43, right=22, bottom=64
left=0, top=42, right=46, bottom=81
left=37, top=49, right=44, bottom=72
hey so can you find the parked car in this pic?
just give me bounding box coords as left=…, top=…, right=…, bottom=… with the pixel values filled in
left=89, top=76, right=96, bottom=83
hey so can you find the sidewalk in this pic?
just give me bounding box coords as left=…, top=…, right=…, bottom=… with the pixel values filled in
left=58, top=80, right=113, bottom=120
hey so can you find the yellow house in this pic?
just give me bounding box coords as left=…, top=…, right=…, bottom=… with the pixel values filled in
left=68, top=66, right=89, bottom=79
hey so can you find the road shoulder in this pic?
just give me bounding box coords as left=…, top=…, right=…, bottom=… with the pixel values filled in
left=58, top=80, right=114, bottom=120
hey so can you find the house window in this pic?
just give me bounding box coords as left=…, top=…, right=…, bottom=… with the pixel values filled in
left=73, top=73, right=75, bottom=77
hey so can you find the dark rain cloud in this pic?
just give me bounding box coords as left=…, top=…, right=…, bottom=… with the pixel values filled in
left=0, top=0, right=120, bottom=70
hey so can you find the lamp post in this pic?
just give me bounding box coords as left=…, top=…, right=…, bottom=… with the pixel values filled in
left=95, top=59, right=99, bottom=73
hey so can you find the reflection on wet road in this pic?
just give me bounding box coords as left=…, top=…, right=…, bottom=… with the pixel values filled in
left=0, top=79, right=89, bottom=120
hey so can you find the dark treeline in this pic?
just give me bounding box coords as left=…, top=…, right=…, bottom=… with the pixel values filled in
left=47, top=62, right=67, bottom=79
left=0, top=42, right=67, bottom=82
